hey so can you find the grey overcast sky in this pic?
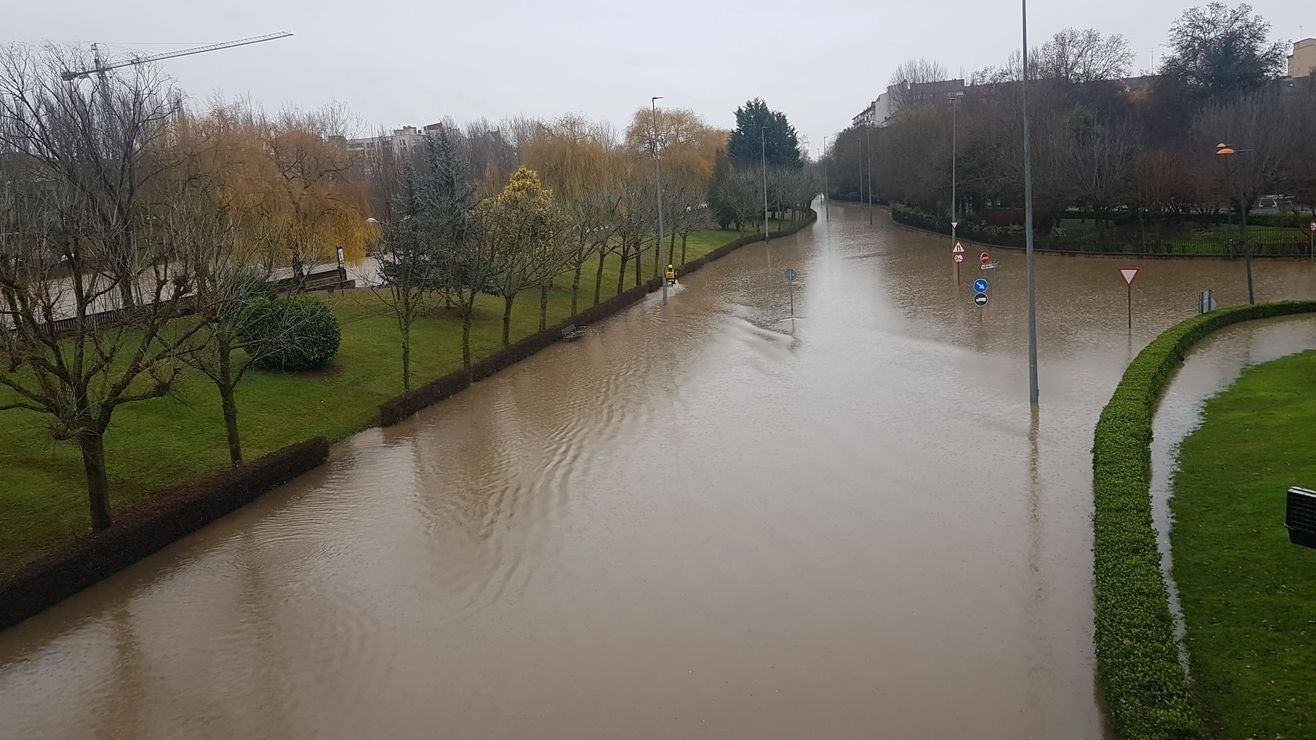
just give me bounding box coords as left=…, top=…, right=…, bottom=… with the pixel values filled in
left=8, top=0, right=1308, bottom=156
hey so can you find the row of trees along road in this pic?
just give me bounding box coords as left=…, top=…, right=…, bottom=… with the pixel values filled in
left=369, top=100, right=819, bottom=394
left=823, top=2, right=1316, bottom=253
left=1, top=46, right=816, bottom=534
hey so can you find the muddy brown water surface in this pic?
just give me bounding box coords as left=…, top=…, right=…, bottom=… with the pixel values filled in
left=3, top=202, right=1315, bottom=739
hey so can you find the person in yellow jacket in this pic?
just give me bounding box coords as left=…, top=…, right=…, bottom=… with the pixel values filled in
left=665, top=264, right=676, bottom=286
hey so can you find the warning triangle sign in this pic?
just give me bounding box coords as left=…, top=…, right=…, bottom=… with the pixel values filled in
left=1120, top=268, right=1139, bottom=286
left=952, top=243, right=965, bottom=254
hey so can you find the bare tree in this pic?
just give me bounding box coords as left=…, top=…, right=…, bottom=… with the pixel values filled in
left=161, top=172, right=282, bottom=466
left=1035, top=28, right=1135, bottom=84
left=566, top=191, right=622, bottom=313
left=0, top=43, right=179, bottom=310
left=369, top=166, right=433, bottom=393
left=1065, top=117, right=1137, bottom=230
left=0, top=52, right=201, bottom=529
left=887, top=58, right=950, bottom=111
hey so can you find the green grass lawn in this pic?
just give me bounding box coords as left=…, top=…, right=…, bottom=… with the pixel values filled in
left=1054, top=218, right=1310, bottom=256
left=0, top=227, right=750, bottom=573
left=1171, top=349, right=1316, bottom=738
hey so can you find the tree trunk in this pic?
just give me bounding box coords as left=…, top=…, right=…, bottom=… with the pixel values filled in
left=669, top=229, right=676, bottom=268
left=617, top=253, right=628, bottom=297
left=501, top=294, right=515, bottom=347
left=634, top=246, right=642, bottom=288
left=594, top=251, right=606, bottom=306
left=571, top=262, right=583, bottom=316
left=462, top=309, right=474, bottom=374
left=78, top=430, right=112, bottom=531
left=401, top=321, right=412, bottom=392
left=681, top=234, right=689, bottom=265
left=539, top=282, right=549, bottom=332
left=216, top=335, right=243, bottom=466
left=117, top=273, right=135, bottom=310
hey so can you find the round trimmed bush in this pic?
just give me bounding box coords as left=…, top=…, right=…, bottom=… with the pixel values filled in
left=239, top=296, right=341, bottom=372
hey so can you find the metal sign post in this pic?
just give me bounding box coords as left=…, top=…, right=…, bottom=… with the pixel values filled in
left=785, top=268, right=797, bottom=319
left=1120, top=268, right=1139, bottom=332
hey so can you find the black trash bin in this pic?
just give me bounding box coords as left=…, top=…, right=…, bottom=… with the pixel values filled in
left=1286, top=487, right=1316, bottom=549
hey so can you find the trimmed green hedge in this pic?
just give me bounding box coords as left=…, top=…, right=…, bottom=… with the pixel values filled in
left=1093, top=300, right=1316, bottom=738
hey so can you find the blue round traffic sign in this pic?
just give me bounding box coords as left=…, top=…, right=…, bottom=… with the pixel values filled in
left=974, top=292, right=988, bottom=307
left=973, top=278, right=989, bottom=293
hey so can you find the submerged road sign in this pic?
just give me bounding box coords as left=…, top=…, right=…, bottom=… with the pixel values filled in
left=973, top=278, right=989, bottom=293
left=974, top=292, right=988, bottom=307
left=1120, top=267, right=1139, bottom=331
left=785, top=268, right=797, bottom=282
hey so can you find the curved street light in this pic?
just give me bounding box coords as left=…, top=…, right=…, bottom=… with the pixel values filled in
left=1215, top=142, right=1255, bottom=304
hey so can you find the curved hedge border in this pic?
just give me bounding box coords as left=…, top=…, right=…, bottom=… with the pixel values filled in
left=1093, top=300, right=1316, bottom=738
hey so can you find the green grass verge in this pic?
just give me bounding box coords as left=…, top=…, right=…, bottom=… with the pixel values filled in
left=1171, top=350, right=1316, bottom=738
left=1092, top=301, right=1316, bottom=739
left=1056, top=219, right=1309, bottom=256
left=0, top=227, right=761, bottom=574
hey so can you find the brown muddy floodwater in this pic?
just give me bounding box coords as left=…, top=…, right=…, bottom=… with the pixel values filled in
left=3, top=201, right=1316, bottom=739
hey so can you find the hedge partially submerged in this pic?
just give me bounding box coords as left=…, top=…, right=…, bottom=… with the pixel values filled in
left=377, top=208, right=817, bottom=426
left=0, top=437, right=329, bottom=630
left=1093, top=300, right=1316, bottom=738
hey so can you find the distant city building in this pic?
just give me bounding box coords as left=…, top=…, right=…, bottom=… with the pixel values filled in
left=1288, top=38, right=1316, bottom=78
left=851, top=79, right=967, bottom=128
left=347, top=124, right=443, bottom=173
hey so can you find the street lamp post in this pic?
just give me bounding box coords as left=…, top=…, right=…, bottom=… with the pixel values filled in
left=1216, top=143, right=1255, bottom=304
left=866, top=104, right=874, bottom=225
left=762, top=126, right=769, bottom=242
left=1022, top=0, right=1039, bottom=404
left=822, top=135, right=830, bottom=221
left=950, top=93, right=962, bottom=267
left=652, top=96, right=668, bottom=304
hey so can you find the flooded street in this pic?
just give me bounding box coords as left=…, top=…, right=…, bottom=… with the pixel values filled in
left=3, top=202, right=1315, bottom=738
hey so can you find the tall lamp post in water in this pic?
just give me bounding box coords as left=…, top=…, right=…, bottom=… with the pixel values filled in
left=761, top=126, right=769, bottom=241
left=651, top=96, right=668, bottom=304
left=950, top=92, right=963, bottom=261
left=1022, top=0, right=1039, bottom=404
left=1215, top=143, right=1255, bottom=304
left=822, top=135, right=830, bottom=221
left=866, top=102, right=874, bottom=225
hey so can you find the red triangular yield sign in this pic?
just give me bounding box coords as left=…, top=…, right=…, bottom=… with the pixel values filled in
left=1120, top=268, right=1139, bottom=286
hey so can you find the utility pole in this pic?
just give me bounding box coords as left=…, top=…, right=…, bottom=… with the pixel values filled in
left=822, top=135, right=830, bottom=221
left=951, top=94, right=959, bottom=263
left=652, top=96, right=667, bottom=304
left=866, top=105, right=874, bottom=225
left=762, top=126, right=769, bottom=242
left=1022, top=0, right=1040, bottom=404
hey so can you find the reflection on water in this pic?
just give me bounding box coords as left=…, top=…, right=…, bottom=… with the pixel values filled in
left=1, top=202, right=1314, bottom=738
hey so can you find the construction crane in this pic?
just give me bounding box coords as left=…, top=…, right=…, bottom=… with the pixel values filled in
left=61, top=32, right=294, bottom=81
